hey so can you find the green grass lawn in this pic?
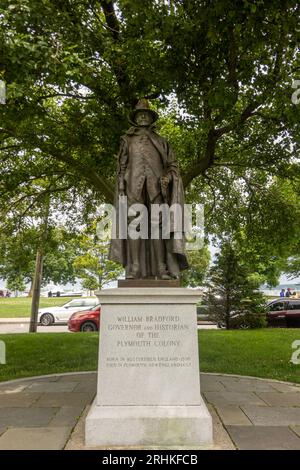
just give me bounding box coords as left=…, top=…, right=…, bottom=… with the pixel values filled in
left=0, top=297, right=77, bottom=318
left=0, top=329, right=299, bottom=383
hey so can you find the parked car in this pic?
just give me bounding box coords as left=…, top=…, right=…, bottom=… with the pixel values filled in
left=46, top=290, right=83, bottom=298
left=267, top=299, right=300, bottom=327
left=59, top=291, right=83, bottom=297
left=216, top=307, right=267, bottom=329
left=68, top=305, right=101, bottom=332
left=38, top=298, right=98, bottom=326
left=196, top=305, right=210, bottom=323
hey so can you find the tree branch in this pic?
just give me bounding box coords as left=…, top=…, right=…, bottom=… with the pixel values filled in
left=215, top=102, right=260, bottom=137
left=182, top=128, right=217, bottom=187
left=100, top=1, right=135, bottom=107
left=100, top=0, right=120, bottom=40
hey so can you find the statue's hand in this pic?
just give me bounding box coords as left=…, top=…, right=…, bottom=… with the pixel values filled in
left=160, top=175, right=169, bottom=191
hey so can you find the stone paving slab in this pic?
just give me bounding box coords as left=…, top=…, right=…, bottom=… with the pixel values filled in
left=203, top=391, right=267, bottom=406
left=0, top=407, right=58, bottom=427
left=291, top=426, right=300, bottom=438
left=57, top=373, right=97, bottom=382
left=255, top=392, right=300, bottom=407
left=0, top=384, right=29, bottom=394
left=27, top=381, right=79, bottom=393
left=226, top=425, right=300, bottom=450
left=214, top=405, right=252, bottom=426
left=72, top=381, right=97, bottom=393
left=0, top=393, right=41, bottom=407
left=241, top=405, right=300, bottom=426
left=218, top=377, right=276, bottom=392
left=0, top=426, right=72, bottom=450
left=200, top=376, right=226, bottom=392
left=1, top=372, right=300, bottom=450
left=267, top=382, right=300, bottom=393
left=32, top=392, right=95, bottom=407
left=206, top=404, right=235, bottom=450
left=49, top=406, right=85, bottom=427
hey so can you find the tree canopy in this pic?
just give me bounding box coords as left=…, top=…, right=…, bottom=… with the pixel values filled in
left=0, top=224, right=79, bottom=289
left=1, top=0, right=300, bottom=282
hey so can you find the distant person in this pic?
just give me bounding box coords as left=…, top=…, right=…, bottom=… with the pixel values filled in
left=285, top=287, right=293, bottom=298
left=48, top=290, right=53, bottom=298
left=5, top=290, right=11, bottom=297
left=291, top=291, right=298, bottom=299
left=280, top=289, right=285, bottom=298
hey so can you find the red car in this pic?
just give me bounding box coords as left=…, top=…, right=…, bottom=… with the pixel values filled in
left=267, top=299, right=300, bottom=327
left=68, top=305, right=101, bottom=332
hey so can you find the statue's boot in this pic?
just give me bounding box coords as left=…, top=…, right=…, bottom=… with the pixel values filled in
left=153, top=238, right=172, bottom=279
left=127, top=239, right=141, bottom=278
left=160, top=273, right=172, bottom=280
left=158, top=264, right=172, bottom=280
left=131, top=263, right=140, bottom=278
left=126, top=264, right=140, bottom=279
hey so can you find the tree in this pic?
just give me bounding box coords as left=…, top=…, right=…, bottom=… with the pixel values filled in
left=182, top=247, right=210, bottom=287
left=0, top=225, right=78, bottom=293
left=6, top=275, right=25, bottom=296
left=0, top=226, right=38, bottom=291
left=1, top=2, right=299, bottom=198
left=205, top=240, right=266, bottom=329
left=73, top=222, right=123, bottom=290
left=286, top=255, right=300, bottom=279
left=1, top=1, right=299, bottom=282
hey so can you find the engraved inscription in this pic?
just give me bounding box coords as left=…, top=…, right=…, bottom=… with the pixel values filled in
left=105, top=314, right=192, bottom=369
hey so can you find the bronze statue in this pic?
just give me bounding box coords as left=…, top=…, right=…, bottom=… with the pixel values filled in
left=109, top=99, right=188, bottom=279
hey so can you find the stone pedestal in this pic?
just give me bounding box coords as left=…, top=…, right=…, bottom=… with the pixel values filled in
left=85, top=288, right=213, bottom=447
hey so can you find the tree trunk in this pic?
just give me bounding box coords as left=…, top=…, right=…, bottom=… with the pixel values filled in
left=29, top=197, right=50, bottom=333
left=27, top=279, right=34, bottom=297
left=225, top=292, right=231, bottom=330
left=29, top=248, right=44, bottom=332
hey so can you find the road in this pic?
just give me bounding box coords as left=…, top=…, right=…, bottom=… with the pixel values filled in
left=0, top=322, right=69, bottom=334
left=0, top=321, right=217, bottom=334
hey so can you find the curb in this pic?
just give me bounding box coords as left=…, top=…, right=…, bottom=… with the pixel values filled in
left=0, top=318, right=30, bottom=324
left=0, top=370, right=97, bottom=386
left=0, top=370, right=299, bottom=388
left=202, top=371, right=300, bottom=387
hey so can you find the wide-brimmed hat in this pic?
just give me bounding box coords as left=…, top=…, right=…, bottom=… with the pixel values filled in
left=129, top=98, right=159, bottom=123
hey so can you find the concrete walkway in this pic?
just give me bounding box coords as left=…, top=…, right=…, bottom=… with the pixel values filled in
left=0, top=372, right=300, bottom=450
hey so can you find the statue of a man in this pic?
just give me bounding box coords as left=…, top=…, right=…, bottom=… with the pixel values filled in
left=109, top=99, right=188, bottom=279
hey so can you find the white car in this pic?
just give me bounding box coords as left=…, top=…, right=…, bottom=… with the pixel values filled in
left=38, top=298, right=98, bottom=326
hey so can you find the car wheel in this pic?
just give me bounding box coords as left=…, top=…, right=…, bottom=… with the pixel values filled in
left=80, top=321, right=98, bottom=332
left=40, top=313, right=54, bottom=326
